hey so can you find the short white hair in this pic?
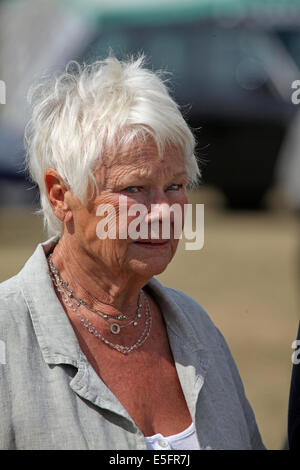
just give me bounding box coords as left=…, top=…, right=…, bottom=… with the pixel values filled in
left=25, top=55, right=200, bottom=236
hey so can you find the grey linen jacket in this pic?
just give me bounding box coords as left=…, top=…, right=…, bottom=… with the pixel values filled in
left=0, top=237, right=265, bottom=450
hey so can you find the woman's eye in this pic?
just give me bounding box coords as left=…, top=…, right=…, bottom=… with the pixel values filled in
left=122, top=186, right=142, bottom=193
left=167, top=184, right=183, bottom=191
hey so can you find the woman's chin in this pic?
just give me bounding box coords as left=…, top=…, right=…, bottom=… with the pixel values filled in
left=126, top=257, right=171, bottom=278
left=126, top=241, right=175, bottom=277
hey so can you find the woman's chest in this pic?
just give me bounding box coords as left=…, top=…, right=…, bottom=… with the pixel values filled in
left=95, top=352, right=192, bottom=436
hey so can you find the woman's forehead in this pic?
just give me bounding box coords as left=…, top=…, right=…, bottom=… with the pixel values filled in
left=94, top=138, right=186, bottom=189
left=103, top=139, right=184, bottom=169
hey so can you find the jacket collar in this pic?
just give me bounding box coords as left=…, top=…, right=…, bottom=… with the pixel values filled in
left=18, top=237, right=210, bottom=420
left=19, top=236, right=82, bottom=366
left=18, top=237, right=209, bottom=365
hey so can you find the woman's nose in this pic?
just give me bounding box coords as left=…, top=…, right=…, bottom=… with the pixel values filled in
left=143, top=189, right=170, bottom=222
left=145, top=202, right=171, bottom=224
left=141, top=191, right=183, bottom=240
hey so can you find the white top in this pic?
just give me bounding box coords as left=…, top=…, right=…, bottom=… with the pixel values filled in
left=145, top=422, right=201, bottom=450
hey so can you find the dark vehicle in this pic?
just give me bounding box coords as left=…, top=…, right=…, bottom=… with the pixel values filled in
left=83, top=19, right=299, bottom=208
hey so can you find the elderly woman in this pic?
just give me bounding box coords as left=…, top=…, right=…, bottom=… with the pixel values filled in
left=0, top=56, right=264, bottom=450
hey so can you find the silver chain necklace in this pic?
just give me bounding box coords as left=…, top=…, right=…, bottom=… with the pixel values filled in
left=48, top=254, right=143, bottom=335
left=48, top=255, right=152, bottom=355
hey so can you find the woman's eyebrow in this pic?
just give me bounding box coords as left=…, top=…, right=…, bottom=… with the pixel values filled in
left=114, top=168, right=151, bottom=182
left=172, top=172, right=187, bottom=178
left=112, top=169, right=188, bottom=186
left=168, top=172, right=188, bottom=181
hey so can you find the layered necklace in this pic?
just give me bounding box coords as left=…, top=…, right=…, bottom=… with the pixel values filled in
left=48, top=254, right=152, bottom=354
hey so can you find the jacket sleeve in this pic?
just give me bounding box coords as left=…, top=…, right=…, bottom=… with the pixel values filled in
left=0, top=294, right=16, bottom=449
left=215, top=327, right=266, bottom=450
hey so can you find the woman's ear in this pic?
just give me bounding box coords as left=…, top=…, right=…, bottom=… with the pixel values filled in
left=44, top=169, right=73, bottom=223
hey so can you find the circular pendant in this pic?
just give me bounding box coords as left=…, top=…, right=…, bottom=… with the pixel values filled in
left=110, top=323, right=121, bottom=335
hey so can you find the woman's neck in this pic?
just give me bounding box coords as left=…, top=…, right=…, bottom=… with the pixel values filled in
left=49, top=236, right=146, bottom=317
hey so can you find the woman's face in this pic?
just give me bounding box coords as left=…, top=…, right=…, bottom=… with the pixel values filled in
left=64, top=139, right=188, bottom=280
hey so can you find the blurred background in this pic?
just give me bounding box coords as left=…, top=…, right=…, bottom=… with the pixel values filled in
left=1, top=0, right=300, bottom=449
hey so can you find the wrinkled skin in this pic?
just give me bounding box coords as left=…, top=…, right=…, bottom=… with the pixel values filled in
left=45, top=138, right=188, bottom=313
left=44, top=139, right=193, bottom=436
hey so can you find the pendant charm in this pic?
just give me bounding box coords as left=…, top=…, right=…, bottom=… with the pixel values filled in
left=110, top=323, right=121, bottom=335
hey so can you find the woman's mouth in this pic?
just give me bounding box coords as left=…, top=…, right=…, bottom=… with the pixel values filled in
left=133, top=239, right=169, bottom=249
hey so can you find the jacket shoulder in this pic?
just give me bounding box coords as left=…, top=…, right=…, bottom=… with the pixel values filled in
left=164, top=285, right=219, bottom=333
left=0, top=274, right=28, bottom=325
